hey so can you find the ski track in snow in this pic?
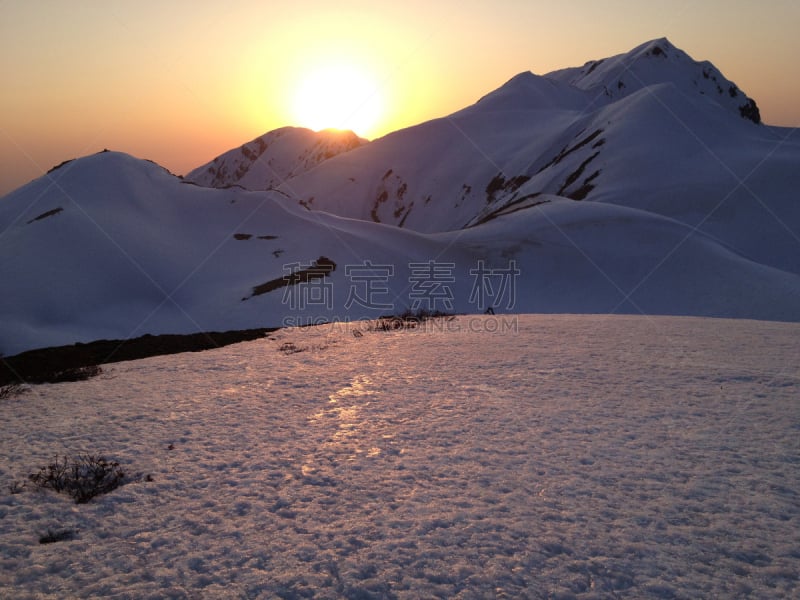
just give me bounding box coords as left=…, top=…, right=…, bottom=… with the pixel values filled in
left=1, top=315, right=798, bottom=599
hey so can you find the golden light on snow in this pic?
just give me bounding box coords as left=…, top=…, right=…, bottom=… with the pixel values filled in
left=290, top=63, right=384, bottom=138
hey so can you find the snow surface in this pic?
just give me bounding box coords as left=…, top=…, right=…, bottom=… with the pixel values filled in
left=1, top=314, right=798, bottom=598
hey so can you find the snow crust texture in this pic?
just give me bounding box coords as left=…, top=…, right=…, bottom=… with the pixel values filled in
left=1, top=315, right=798, bottom=598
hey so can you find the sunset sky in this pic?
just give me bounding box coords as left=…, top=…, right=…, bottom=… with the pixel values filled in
left=1, top=0, right=798, bottom=196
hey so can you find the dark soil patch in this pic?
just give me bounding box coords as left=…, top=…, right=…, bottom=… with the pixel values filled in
left=567, top=170, right=601, bottom=201
left=739, top=99, right=761, bottom=124
left=558, top=152, right=600, bottom=197
left=373, top=308, right=456, bottom=331
left=39, top=529, right=76, bottom=544
left=46, top=159, right=75, bottom=174
left=538, top=129, right=603, bottom=173
left=0, top=327, right=275, bottom=387
left=484, top=173, right=531, bottom=205
left=26, top=207, right=63, bottom=224
left=247, top=256, right=336, bottom=299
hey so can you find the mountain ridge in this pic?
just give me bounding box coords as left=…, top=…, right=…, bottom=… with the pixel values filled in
left=240, top=38, right=795, bottom=274
left=2, top=149, right=799, bottom=356
left=544, top=37, right=760, bottom=123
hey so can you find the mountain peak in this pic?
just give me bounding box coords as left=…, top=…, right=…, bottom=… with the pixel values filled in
left=630, top=37, right=678, bottom=57
left=545, top=38, right=761, bottom=124
left=185, top=127, right=367, bottom=190
left=469, top=39, right=759, bottom=124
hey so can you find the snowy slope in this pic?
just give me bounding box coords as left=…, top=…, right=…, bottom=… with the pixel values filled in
left=2, top=152, right=800, bottom=356
left=249, top=38, right=799, bottom=276
left=451, top=198, right=800, bottom=321
left=1, top=315, right=798, bottom=598
left=185, top=127, right=366, bottom=190
left=0, top=151, right=460, bottom=355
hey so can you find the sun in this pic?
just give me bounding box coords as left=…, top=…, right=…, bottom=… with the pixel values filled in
left=291, top=63, right=383, bottom=137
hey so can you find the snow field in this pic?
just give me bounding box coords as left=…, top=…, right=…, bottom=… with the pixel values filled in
left=0, top=315, right=798, bottom=598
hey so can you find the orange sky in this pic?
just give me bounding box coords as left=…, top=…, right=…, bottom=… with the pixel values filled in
left=1, top=0, right=798, bottom=196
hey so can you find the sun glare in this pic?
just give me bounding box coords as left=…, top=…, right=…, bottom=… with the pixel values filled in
left=291, top=63, right=383, bottom=138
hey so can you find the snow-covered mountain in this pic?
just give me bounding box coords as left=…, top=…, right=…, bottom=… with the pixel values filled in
left=2, top=38, right=799, bottom=356
left=2, top=150, right=799, bottom=356
left=544, top=37, right=761, bottom=122
left=0, top=151, right=457, bottom=355
left=231, top=38, right=796, bottom=276
left=185, top=127, right=366, bottom=190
